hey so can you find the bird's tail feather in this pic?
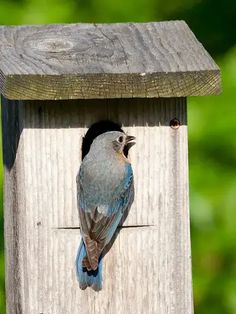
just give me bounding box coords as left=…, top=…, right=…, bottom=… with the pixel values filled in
left=76, top=240, right=103, bottom=291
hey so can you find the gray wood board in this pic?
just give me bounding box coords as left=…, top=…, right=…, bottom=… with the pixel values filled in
left=2, top=97, right=193, bottom=313
left=0, top=21, right=221, bottom=99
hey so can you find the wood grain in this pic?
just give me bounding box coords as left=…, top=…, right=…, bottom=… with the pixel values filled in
left=2, top=97, right=193, bottom=313
left=0, top=21, right=221, bottom=99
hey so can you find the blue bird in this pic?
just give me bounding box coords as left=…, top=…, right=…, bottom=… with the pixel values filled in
left=76, top=131, right=135, bottom=291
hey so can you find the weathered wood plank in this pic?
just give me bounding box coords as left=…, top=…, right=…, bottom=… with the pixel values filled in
left=0, top=21, right=221, bottom=99
left=20, top=228, right=192, bottom=314
left=2, top=97, right=192, bottom=313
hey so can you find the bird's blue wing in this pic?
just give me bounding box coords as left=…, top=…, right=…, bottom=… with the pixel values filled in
left=78, top=163, right=134, bottom=249
left=99, top=164, right=134, bottom=244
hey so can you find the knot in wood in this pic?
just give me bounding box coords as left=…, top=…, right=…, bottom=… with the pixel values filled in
left=32, top=38, right=74, bottom=53
left=170, top=118, right=180, bottom=129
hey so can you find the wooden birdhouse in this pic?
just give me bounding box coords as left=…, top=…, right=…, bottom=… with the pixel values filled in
left=0, top=21, right=221, bottom=313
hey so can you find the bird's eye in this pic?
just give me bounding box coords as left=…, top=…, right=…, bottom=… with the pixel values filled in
left=118, top=136, right=124, bottom=143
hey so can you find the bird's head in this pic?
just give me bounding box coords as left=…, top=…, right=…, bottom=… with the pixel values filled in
left=89, top=131, right=136, bottom=158
left=112, top=132, right=136, bottom=154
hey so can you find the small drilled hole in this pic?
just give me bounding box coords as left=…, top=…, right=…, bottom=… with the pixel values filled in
left=170, top=118, right=180, bottom=129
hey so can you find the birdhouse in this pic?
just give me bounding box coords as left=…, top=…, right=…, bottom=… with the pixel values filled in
left=0, top=21, right=221, bottom=313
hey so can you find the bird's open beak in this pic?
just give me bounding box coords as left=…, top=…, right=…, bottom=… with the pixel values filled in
left=125, top=135, right=136, bottom=150
left=126, top=135, right=136, bottom=143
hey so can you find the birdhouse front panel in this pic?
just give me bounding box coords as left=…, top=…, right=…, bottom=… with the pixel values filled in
left=1, top=97, right=192, bottom=313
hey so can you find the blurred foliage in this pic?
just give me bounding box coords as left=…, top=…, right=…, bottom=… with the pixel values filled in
left=0, top=0, right=235, bottom=313
left=189, top=48, right=236, bottom=314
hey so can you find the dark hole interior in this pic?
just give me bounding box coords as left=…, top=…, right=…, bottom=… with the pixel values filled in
left=82, top=120, right=126, bottom=160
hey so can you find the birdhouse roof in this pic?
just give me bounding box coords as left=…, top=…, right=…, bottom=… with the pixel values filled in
left=0, top=21, right=221, bottom=100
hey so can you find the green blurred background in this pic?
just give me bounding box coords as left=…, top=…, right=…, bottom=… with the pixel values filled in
left=0, top=0, right=235, bottom=313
